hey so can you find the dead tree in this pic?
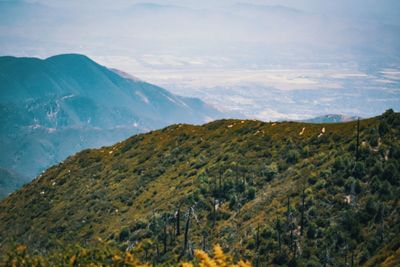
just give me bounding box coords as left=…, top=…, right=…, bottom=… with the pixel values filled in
left=178, top=208, right=192, bottom=262
left=356, top=118, right=360, bottom=161
left=163, top=220, right=167, bottom=255
left=176, top=204, right=181, bottom=236
left=300, top=187, right=306, bottom=236
left=202, top=229, right=207, bottom=251
left=219, top=167, right=223, bottom=197
left=168, top=228, right=174, bottom=245
left=380, top=205, right=385, bottom=242
left=156, top=242, right=160, bottom=259
left=276, top=217, right=282, bottom=253
left=287, top=196, right=291, bottom=222
left=255, top=253, right=260, bottom=267
left=212, top=198, right=217, bottom=228
left=235, top=163, right=239, bottom=186
left=256, top=224, right=260, bottom=251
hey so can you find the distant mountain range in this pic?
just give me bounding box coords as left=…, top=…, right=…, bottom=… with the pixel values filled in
left=0, top=54, right=222, bottom=198
left=301, top=114, right=359, bottom=123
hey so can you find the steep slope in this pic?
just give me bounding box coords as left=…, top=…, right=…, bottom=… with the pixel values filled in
left=0, top=54, right=222, bottom=197
left=0, top=110, right=399, bottom=266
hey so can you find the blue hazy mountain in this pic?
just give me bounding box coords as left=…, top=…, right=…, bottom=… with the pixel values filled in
left=302, top=114, right=359, bottom=123
left=0, top=54, right=222, bottom=198
left=0, top=167, right=27, bottom=199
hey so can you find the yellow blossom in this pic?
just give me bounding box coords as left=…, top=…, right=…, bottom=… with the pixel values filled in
left=213, top=244, right=228, bottom=267
left=194, top=249, right=217, bottom=267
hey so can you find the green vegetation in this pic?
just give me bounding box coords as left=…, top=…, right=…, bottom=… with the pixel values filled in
left=0, top=110, right=399, bottom=266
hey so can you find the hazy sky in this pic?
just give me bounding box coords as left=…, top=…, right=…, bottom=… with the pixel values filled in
left=1, top=0, right=399, bottom=119
left=27, top=0, right=400, bottom=23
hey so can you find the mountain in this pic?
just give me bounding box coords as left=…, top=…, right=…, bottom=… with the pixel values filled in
left=0, top=168, right=27, bottom=200
left=0, top=54, right=222, bottom=198
left=302, top=114, right=360, bottom=123
left=0, top=110, right=398, bottom=266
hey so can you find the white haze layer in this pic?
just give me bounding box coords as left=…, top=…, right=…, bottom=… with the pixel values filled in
left=0, top=0, right=399, bottom=120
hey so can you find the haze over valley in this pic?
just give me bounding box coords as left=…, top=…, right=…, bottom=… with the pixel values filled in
left=1, top=0, right=399, bottom=120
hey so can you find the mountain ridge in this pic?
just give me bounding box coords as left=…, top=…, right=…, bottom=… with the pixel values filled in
left=1, top=110, right=398, bottom=266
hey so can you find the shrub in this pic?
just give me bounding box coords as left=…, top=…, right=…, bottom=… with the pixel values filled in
left=382, top=163, right=399, bottom=185
left=229, top=194, right=238, bottom=210
left=119, top=227, right=130, bottom=241
left=246, top=186, right=256, bottom=200
left=369, top=134, right=379, bottom=147
left=353, top=162, right=366, bottom=179
left=333, top=157, right=345, bottom=172
left=263, top=162, right=278, bottom=181
left=286, top=150, right=300, bottom=164
left=378, top=121, right=389, bottom=136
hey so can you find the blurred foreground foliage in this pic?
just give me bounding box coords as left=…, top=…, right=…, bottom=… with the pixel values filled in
left=1, top=241, right=251, bottom=267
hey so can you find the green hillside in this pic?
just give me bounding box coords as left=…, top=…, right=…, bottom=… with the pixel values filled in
left=0, top=110, right=399, bottom=266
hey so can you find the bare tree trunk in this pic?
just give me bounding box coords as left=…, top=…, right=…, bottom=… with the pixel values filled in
left=178, top=209, right=191, bottom=262
left=219, top=168, right=223, bottom=197
left=169, top=228, right=174, bottom=245
left=255, top=253, right=260, bottom=267
left=212, top=198, right=217, bottom=228
left=202, top=233, right=206, bottom=251
left=235, top=163, right=239, bottom=186
left=176, top=205, right=181, bottom=236
left=380, top=205, right=385, bottom=242
left=163, top=223, right=167, bottom=255
left=290, top=224, right=294, bottom=255
left=256, top=224, right=260, bottom=251
left=276, top=217, right=282, bottom=253
left=351, top=252, right=354, bottom=267
left=301, top=187, right=306, bottom=236
left=356, top=118, right=360, bottom=161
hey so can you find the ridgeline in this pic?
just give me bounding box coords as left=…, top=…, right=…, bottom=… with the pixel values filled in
left=0, top=110, right=399, bottom=266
